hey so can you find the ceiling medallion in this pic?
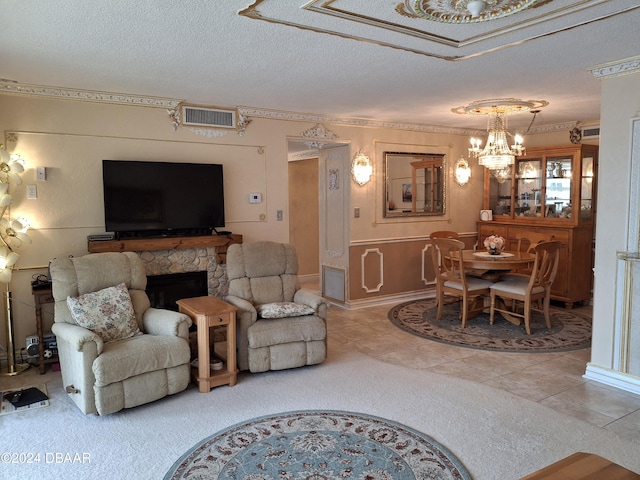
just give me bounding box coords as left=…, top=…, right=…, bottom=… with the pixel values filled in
left=398, top=0, right=539, bottom=24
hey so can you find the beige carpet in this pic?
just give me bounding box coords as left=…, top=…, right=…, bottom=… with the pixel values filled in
left=1, top=341, right=639, bottom=479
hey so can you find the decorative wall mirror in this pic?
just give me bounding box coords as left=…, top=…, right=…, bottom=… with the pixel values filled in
left=383, top=152, right=446, bottom=218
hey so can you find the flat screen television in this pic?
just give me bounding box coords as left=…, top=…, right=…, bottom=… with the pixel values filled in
left=102, top=160, right=225, bottom=239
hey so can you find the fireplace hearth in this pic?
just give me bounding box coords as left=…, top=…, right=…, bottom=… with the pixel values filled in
left=146, top=271, right=208, bottom=311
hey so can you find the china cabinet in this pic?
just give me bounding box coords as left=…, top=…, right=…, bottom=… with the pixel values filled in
left=478, top=144, right=598, bottom=308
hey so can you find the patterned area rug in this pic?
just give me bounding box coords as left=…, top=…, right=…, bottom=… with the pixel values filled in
left=165, top=410, right=471, bottom=480
left=388, top=299, right=591, bottom=353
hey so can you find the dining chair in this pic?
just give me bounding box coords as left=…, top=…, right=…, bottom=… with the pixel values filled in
left=430, top=230, right=459, bottom=239
left=489, top=241, right=561, bottom=334
left=429, top=238, right=494, bottom=329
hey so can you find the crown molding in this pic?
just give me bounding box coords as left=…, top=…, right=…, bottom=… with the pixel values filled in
left=0, top=81, right=182, bottom=108
left=236, top=106, right=468, bottom=135
left=0, top=81, right=581, bottom=136
left=588, top=55, right=640, bottom=80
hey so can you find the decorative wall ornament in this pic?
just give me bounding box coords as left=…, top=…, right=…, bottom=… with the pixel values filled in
left=167, top=108, right=180, bottom=131
left=188, top=128, right=229, bottom=138
left=329, top=169, right=339, bottom=191
left=300, top=123, right=338, bottom=149
left=237, top=113, right=252, bottom=136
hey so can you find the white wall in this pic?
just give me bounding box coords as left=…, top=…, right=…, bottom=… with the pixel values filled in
left=591, top=71, right=640, bottom=370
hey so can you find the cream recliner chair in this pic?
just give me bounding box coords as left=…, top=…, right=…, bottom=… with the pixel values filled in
left=225, top=241, right=328, bottom=373
left=50, top=252, right=192, bottom=415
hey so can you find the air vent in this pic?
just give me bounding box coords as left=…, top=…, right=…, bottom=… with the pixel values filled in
left=181, top=105, right=236, bottom=129
left=581, top=126, right=600, bottom=140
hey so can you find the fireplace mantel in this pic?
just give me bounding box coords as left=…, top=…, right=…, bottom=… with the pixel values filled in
left=88, top=234, right=242, bottom=263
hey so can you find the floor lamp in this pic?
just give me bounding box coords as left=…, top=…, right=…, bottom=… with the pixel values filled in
left=1, top=284, right=28, bottom=376
left=0, top=145, right=30, bottom=376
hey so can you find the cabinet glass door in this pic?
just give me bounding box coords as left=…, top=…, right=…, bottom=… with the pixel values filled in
left=515, top=159, right=542, bottom=218
left=580, top=154, right=595, bottom=221
left=545, top=156, right=572, bottom=218
left=487, top=168, right=512, bottom=217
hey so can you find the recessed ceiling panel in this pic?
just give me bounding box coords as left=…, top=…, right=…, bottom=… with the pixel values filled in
left=240, top=0, right=640, bottom=60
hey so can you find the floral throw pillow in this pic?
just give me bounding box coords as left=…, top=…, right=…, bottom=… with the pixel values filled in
left=257, top=302, right=315, bottom=319
left=67, top=283, right=141, bottom=343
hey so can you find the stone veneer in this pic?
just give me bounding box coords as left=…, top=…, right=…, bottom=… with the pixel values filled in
left=138, top=247, right=229, bottom=298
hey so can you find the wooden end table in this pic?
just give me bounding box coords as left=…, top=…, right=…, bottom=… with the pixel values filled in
left=176, top=296, right=238, bottom=393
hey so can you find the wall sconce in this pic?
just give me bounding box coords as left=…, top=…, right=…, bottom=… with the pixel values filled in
left=454, top=156, right=471, bottom=186
left=351, top=151, right=372, bottom=186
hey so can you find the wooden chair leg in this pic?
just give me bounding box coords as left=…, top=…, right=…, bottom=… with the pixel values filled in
left=461, top=294, right=468, bottom=329
left=543, top=293, right=551, bottom=329
left=436, top=287, right=444, bottom=320
left=524, top=298, right=532, bottom=335
left=489, top=292, right=496, bottom=325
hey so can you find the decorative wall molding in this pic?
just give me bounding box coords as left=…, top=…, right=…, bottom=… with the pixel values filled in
left=0, top=80, right=182, bottom=108
left=361, top=248, right=384, bottom=293
left=188, top=128, right=230, bottom=138
left=0, top=80, right=585, bottom=136
left=300, top=123, right=338, bottom=149
left=588, top=55, right=640, bottom=80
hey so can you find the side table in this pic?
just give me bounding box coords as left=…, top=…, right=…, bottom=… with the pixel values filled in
left=176, top=296, right=238, bottom=393
left=32, top=286, right=56, bottom=374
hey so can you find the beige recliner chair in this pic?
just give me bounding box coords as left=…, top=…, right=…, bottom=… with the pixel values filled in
left=50, top=252, right=192, bottom=415
left=225, top=241, right=328, bottom=373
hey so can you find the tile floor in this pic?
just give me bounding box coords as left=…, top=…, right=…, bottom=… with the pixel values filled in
left=324, top=298, right=640, bottom=443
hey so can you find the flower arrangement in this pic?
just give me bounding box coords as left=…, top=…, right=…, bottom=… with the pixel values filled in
left=483, top=235, right=505, bottom=255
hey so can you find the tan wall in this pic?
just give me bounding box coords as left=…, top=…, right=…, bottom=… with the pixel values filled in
left=0, top=92, right=573, bottom=351
left=289, top=158, right=319, bottom=276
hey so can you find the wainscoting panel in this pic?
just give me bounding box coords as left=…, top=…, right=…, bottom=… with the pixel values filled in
left=349, top=239, right=435, bottom=301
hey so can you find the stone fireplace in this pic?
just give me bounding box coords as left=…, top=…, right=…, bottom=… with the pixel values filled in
left=139, top=247, right=229, bottom=303
left=86, top=234, right=242, bottom=309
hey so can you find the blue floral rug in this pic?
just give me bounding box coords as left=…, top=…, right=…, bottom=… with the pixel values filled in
left=165, top=410, right=471, bottom=479
left=388, top=298, right=591, bottom=352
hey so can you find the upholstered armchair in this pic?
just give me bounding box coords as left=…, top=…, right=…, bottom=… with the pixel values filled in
left=50, top=252, right=192, bottom=416
left=224, top=241, right=328, bottom=373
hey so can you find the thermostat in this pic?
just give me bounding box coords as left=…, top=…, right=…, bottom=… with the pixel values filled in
left=249, top=193, right=262, bottom=203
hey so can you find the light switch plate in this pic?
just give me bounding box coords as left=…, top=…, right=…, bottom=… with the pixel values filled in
left=27, top=184, right=37, bottom=199
left=249, top=193, right=262, bottom=203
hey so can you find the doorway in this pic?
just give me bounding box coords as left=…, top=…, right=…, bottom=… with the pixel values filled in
left=288, top=156, right=319, bottom=278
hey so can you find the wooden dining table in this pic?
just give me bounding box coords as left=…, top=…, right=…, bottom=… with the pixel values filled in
left=450, top=249, right=536, bottom=280
left=447, top=249, right=536, bottom=325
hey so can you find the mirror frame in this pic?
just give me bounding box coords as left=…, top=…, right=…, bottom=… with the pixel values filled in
left=383, top=151, right=447, bottom=218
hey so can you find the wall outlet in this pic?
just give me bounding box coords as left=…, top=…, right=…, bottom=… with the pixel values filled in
left=27, top=184, right=37, bottom=199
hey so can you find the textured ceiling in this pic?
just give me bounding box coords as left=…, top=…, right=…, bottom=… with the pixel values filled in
left=1, top=0, right=639, bottom=132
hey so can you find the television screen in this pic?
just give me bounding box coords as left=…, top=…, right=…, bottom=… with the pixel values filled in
left=102, top=160, right=225, bottom=238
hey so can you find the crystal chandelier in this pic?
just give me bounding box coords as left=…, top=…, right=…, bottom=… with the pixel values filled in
left=452, top=98, right=548, bottom=174
left=468, top=112, right=524, bottom=170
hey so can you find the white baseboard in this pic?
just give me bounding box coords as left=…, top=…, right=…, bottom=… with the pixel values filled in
left=340, top=290, right=436, bottom=310
left=584, top=363, right=640, bottom=396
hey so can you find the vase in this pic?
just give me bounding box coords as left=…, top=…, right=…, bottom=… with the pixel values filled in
left=488, top=247, right=500, bottom=255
